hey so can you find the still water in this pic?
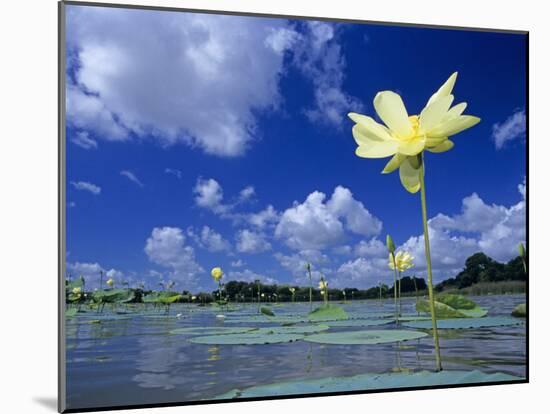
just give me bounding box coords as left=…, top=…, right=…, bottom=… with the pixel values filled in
left=65, top=295, right=526, bottom=410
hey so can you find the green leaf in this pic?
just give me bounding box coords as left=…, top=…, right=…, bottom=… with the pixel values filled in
left=65, top=308, right=78, bottom=318
left=416, top=299, right=487, bottom=319
left=511, top=303, right=527, bottom=318
left=303, top=329, right=428, bottom=345
left=402, top=316, right=524, bottom=330
left=308, top=305, right=349, bottom=321
left=170, top=327, right=257, bottom=336
left=256, top=324, right=329, bottom=335
left=324, top=319, right=393, bottom=328
left=215, top=370, right=523, bottom=399
left=260, top=307, right=275, bottom=317
left=189, top=332, right=304, bottom=345
left=92, top=288, right=135, bottom=304
left=436, top=294, right=477, bottom=310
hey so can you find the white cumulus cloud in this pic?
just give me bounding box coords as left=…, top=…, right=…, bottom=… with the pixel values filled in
left=275, top=186, right=381, bottom=250
left=235, top=229, right=272, bottom=253
left=144, top=227, right=203, bottom=286
left=66, top=7, right=294, bottom=157
left=187, top=226, right=231, bottom=252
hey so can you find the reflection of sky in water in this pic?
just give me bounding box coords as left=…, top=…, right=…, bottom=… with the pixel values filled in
left=66, top=295, right=526, bottom=410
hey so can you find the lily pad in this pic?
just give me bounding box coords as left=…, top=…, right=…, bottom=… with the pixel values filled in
left=308, top=305, right=349, bottom=321
left=416, top=300, right=487, bottom=319
left=402, top=317, right=524, bottom=330
left=260, top=307, right=275, bottom=317
left=65, top=308, right=78, bottom=318
left=436, top=294, right=477, bottom=310
left=303, top=329, right=428, bottom=345
left=224, top=315, right=306, bottom=324
left=325, top=319, right=393, bottom=328
left=256, top=324, right=329, bottom=335
left=189, top=332, right=304, bottom=345
left=92, top=288, right=136, bottom=304
left=169, top=327, right=257, bottom=336
left=216, top=370, right=523, bottom=399
left=511, top=303, right=527, bottom=318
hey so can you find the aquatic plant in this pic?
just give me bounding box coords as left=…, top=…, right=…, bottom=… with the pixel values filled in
left=416, top=294, right=487, bottom=318
left=389, top=250, right=414, bottom=316
left=216, top=370, right=522, bottom=400
left=306, top=262, right=313, bottom=311
left=319, top=276, right=329, bottom=307
left=518, top=243, right=527, bottom=273
left=386, top=235, right=399, bottom=323
left=106, top=278, right=114, bottom=288
left=348, top=72, right=480, bottom=371
left=308, top=304, right=348, bottom=321
left=511, top=303, right=527, bottom=318
left=211, top=267, right=224, bottom=302
left=289, top=287, right=296, bottom=303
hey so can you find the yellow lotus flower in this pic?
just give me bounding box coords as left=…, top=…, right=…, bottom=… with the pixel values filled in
left=348, top=72, right=480, bottom=193
left=318, top=280, right=328, bottom=290
left=388, top=251, right=414, bottom=272
left=289, top=287, right=296, bottom=293
left=261, top=293, right=265, bottom=297
left=106, top=278, right=114, bottom=287
left=72, top=287, right=82, bottom=295
left=211, top=267, right=224, bottom=282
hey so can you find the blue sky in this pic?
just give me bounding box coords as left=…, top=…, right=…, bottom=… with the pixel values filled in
left=65, top=5, right=527, bottom=292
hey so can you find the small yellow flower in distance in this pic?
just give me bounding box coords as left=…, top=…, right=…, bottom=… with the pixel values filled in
left=389, top=251, right=415, bottom=272
left=318, top=280, right=328, bottom=290
left=72, top=287, right=82, bottom=295
left=348, top=72, right=480, bottom=193
left=106, top=278, right=114, bottom=287
left=191, top=295, right=197, bottom=300
left=261, top=293, right=265, bottom=297
left=211, top=267, right=224, bottom=282
left=289, top=287, right=295, bottom=293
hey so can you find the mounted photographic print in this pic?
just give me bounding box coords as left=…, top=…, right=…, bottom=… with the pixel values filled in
left=59, top=1, right=528, bottom=412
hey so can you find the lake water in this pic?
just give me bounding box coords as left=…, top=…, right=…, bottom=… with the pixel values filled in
left=65, top=294, right=526, bottom=410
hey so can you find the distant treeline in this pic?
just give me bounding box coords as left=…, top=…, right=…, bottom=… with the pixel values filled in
left=66, top=252, right=526, bottom=304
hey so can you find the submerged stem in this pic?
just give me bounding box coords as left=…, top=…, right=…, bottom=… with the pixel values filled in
left=419, top=153, right=443, bottom=372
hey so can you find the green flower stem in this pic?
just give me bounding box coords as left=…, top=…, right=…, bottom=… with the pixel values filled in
left=419, top=154, right=443, bottom=372
left=391, top=254, right=399, bottom=325
left=398, top=271, right=402, bottom=317
left=307, top=266, right=313, bottom=312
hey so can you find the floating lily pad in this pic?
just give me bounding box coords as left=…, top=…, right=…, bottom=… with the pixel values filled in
left=169, top=327, right=257, bottom=336
left=308, top=305, right=349, bottom=321
left=260, top=307, right=275, bottom=317
left=224, top=316, right=306, bottom=324
left=397, top=316, right=432, bottom=322
left=256, top=324, right=329, bottom=335
left=65, top=308, right=78, bottom=318
left=189, top=332, right=304, bottom=345
left=511, top=303, right=527, bottom=318
left=325, top=319, right=393, bottom=328
left=402, top=317, right=524, bottom=330
left=303, top=329, right=427, bottom=345
left=216, top=369, right=523, bottom=399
